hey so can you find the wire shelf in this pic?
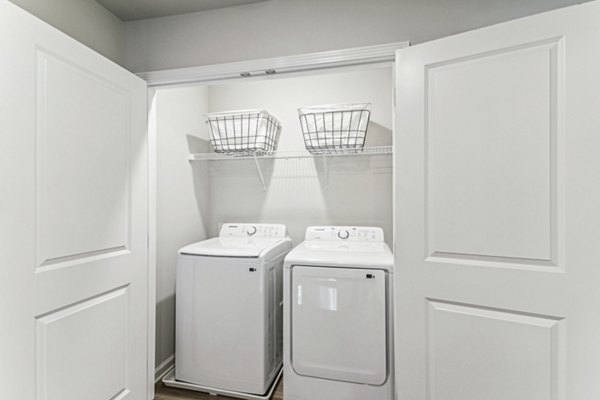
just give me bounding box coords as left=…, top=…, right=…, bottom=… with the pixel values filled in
left=188, top=145, right=392, bottom=161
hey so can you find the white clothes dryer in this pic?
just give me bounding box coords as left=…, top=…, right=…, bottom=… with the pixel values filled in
left=164, top=223, right=292, bottom=400
left=283, top=226, right=394, bottom=400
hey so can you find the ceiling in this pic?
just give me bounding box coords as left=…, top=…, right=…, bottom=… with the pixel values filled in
left=96, top=0, right=270, bottom=21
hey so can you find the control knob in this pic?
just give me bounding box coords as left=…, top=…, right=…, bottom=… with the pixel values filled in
left=337, top=230, right=350, bottom=240
left=246, top=225, right=257, bottom=236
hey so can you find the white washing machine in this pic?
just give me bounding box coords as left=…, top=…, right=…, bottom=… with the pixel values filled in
left=283, top=226, right=394, bottom=400
left=164, top=223, right=292, bottom=400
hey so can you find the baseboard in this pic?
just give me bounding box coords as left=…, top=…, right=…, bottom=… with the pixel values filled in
left=155, top=354, right=175, bottom=384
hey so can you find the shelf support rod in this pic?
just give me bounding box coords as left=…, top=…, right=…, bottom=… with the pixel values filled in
left=253, top=155, right=267, bottom=191
left=323, top=155, right=329, bottom=190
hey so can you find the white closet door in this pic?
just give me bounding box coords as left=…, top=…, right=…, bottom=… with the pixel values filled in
left=395, top=1, right=600, bottom=399
left=0, top=2, right=148, bottom=400
left=292, top=266, right=387, bottom=385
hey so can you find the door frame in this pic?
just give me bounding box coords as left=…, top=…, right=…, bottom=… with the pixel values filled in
left=142, top=40, right=408, bottom=398
left=140, top=42, right=408, bottom=87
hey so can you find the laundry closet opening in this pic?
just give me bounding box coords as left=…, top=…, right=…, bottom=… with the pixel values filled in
left=151, top=62, right=394, bottom=373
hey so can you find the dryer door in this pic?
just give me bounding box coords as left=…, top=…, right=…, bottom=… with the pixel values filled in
left=291, top=266, right=387, bottom=385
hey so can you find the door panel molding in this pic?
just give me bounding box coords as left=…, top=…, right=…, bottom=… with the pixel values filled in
left=423, top=36, right=565, bottom=271
left=426, top=299, right=564, bottom=400
left=36, top=246, right=131, bottom=272
left=35, top=286, right=130, bottom=400
left=35, top=48, right=133, bottom=269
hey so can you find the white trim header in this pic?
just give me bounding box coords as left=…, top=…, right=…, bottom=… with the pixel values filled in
left=138, top=41, right=409, bottom=87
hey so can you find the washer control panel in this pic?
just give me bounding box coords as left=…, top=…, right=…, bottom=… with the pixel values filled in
left=220, top=223, right=287, bottom=239
left=305, top=226, right=384, bottom=242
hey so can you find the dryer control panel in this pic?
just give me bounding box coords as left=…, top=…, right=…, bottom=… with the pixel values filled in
left=220, top=223, right=287, bottom=238
left=305, top=226, right=384, bottom=242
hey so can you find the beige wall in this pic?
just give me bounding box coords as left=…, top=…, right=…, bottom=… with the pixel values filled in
left=9, top=0, right=125, bottom=65
left=124, top=0, right=589, bottom=73
left=155, top=86, right=211, bottom=367
left=8, top=0, right=590, bottom=73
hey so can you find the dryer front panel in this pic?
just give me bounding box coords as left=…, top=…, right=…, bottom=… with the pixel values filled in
left=291, top=266, right=387, bottom=385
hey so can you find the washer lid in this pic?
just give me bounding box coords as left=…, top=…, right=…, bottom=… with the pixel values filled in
left=179, top=237, right=285, bottom=258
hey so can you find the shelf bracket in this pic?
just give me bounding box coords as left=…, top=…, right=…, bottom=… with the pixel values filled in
left=253, top=155, right=267, bottom=191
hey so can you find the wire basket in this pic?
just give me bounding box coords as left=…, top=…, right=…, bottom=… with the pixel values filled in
left=298, top=103, right=371, bottom=155
left=206, top=109, right=282, bottom=155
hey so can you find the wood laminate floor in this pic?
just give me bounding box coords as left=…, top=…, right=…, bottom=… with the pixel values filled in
left=154, top=378, right=284, bottom=400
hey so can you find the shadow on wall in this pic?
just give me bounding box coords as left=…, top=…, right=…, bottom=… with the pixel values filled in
left=314, top=121, right=393, bottom=245
left=152, top=135, right=212, bottom=369
left=204, top=121, right=393, bottom=245
left=364, top=121, right=393, bottom=147
left=187, top=134, right=212, bottom=236
left=155, top=294, right=175, bottom=369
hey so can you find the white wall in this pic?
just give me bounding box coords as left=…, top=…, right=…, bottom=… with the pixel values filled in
left=124, top=0, right=588, bottom=73
left=9, top=0, right=125, bottom=65
left=206, top=65, right=393, bottom=245
left=155, top=86, right=211, bottom=368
